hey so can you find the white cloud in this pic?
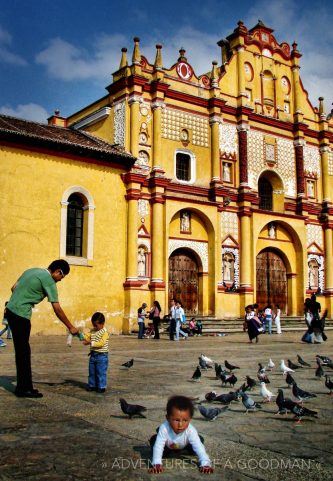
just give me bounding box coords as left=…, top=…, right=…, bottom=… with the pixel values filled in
left=0, top=103, right=48, bottom=123
left=0, top=25, right=27, bottom=66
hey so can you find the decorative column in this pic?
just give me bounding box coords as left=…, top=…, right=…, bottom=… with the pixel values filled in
left=237, top=124, right=249, bottom=186
left=209, top=115, right=221, bottom=181
left=238, top=208, right=253, bottom=313
left=320, top=145, right=331, bottom=202
left=287, top=273, right=297, bottom=316
left=128, top=95, right=141, bottom=158
left=150, top=196, right=165, bottom=288
left=294, top=139, right=305, bottom=196
left=152, top=101, right=165, bottom=170
left=291, top=42, right=303, bottom=118
left=236, top=46, right=246, bottom=104
left=324, top=224, right=333, bottom=294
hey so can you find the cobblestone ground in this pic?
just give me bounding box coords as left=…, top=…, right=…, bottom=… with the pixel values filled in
left=0, top=331, right=332, bottom=481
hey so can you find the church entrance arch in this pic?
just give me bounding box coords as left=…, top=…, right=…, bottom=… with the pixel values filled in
left=256, top=248, right=287, bottom=313
left=168, top=248, right=199, bottom=315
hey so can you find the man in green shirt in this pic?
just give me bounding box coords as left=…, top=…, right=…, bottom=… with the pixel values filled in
left=6, top=259, right=78, bottom=398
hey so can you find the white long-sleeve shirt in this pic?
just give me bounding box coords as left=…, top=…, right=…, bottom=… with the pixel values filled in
left=152, top=420, right=211, bottom=467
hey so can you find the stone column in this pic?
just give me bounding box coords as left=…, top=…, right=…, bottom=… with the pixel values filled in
left=324, top=225, right=333, bottom=293
left=125, top=194, right=140, bottom=283
left=152, top=101, right=164, bottom=169
left=237, top=124, right=249, bottom=186
left=320, top=145, right=331, bottom=202
left=210, top=116, right=221, bottom=181
left=294, top=139, right=305, bottom=196
left=128, top=95, right=141, bottom=158
left=236, top=46, right=246, bottom=101
left=287, top=273, right=297, bottom=316
left=150, top=193, right=165, bottom=290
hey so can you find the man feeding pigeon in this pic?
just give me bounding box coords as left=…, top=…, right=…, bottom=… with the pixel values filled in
left=149, top=395, right=213, bottom=474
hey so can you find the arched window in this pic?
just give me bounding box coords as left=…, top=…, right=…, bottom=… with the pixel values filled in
left=60, top=186, right=95, bottom=265
left=259, top=178, right=273, bottom=211
left=66, top=194, right=84, bottom=256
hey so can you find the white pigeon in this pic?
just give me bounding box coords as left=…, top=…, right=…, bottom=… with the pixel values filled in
left=280, top=360, right=294, bottom=374
left=267, top=358, right=275, bottom=370
left=259, top=381, right=275, bottom=402
left=200, top=353, right=214, bottom=365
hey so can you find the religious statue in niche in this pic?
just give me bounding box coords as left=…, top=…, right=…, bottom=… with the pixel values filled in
left=307, top=180, right=315, bottom=198
left=308, top=259, right=319, bottom=290
left=223, top=162, right=231, bottom=182
left=223, top=252, right=235, bottom=283
left=268, top=223, right=276, bottom=239
left=180, top=211, right=191, bottom=233
left=138, top=247, right=147, bottom=277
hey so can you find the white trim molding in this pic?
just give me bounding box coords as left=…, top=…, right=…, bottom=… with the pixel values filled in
left=72, top=107, right=111, bottom=130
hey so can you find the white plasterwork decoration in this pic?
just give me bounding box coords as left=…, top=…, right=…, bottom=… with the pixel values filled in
left=304, top=145, right=321, bottom=177
left=221, top=212, right=239, bottom=241
left=138, top=199, right=149, bottom=218
left=168, top=239, right=208, bottom=272
left=307, top=253, right=324, bottom=291
left=161, top=108, right=209, bottom=147
left=219, top=123, right=238, bottom=155
left=328, top=150, right=333, bottom=176
left=306, top=224, right=323, bottom=249
left=113, top=100, right=126, bottom=146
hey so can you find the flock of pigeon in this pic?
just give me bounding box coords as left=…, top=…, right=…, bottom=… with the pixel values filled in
left=118, top=354, right=333, bottom=424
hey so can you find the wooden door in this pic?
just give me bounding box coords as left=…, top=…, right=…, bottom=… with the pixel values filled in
left=256, top=250, right=287, bottom=313
left=168, top=249, right=199, bottom=315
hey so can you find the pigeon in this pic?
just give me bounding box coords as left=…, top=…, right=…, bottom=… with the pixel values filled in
left=198, top=405, right=228, bottom=421
left=245, top=375, right=258, bottom=390
left=316, top=355, right=332, bottom=365
left=276, top=389, right=296, bottom=415
left=292, top=382, right=317, bottom=403
left=215, top=363, right=225, bottom=379
left=221, top=373, right=237, bottom=387
left=280, top=360, right=294, bottom=374
left=287, top=359, right=302, bottom=370
left=214, top=391, right=240, bottom=404
left=192, top=366, right=201, bottom=382
left=291, top=404, right=318, bottom=424
left=225, top=360, right=240, bottom=371
left=199, top=357, right=212, bottom=370
left=297, top=355, right=311, bottom=367
left=200, top=354, right=214, bottom=365
left=122, top=358, right=134, bottom=369
left=205, top=391, right=218, bottom=402
left=267, top=359, right=275, bottom=370
left=285, top=372, right=296, bottom=388
left=324, top=375, right=333, bottom=395
left=315, top=363, right=324, bottom=379
left=259, top=382, right=275, bottom=402
left=257, top=371, right=270, bottom=384
left=119, top=398, right=147, bottom=418
left=239, top=391, right=262, bottom=413
left=258, top=363, right=266, bottom=374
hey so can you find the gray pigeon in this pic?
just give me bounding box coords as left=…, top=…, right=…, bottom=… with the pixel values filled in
left=119, top=398, right=147, bottom=418
left=199, top=357, right=212, bottom=370
left=297, top=354, right=311, bottom=367
left=315, top=363, right=324, bottom=379
left=240, top=391, right=262, bottom=413
left=276, top=389, right=296, bottom=415
left=122, top=358, right=134, bottom=369
left=325, top=375, right=333, bottom=394
left=292, top=382, right=317, bottom=402
left=198, top=405, right=228, bottom=421
left=291, top=404, right=318, bottom=424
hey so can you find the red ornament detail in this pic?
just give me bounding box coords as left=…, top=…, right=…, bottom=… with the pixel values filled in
left=176, top=62, right=193, bottom=80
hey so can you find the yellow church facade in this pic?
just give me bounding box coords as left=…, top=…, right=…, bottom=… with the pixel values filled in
left=1, top=21, right=333, bottom=334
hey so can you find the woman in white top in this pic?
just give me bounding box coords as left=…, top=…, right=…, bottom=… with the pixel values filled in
left=175, top=301, right=188, bottom=341
left=274, top=304, right=282, bottom=334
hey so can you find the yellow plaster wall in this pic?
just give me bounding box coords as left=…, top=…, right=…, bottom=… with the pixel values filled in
left=0, top=146, right=128, bottom=335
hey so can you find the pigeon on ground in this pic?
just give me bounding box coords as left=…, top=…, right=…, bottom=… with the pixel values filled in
left=280, top=360, right=294, bottom=374
left=257, top=371, right=270, bottom=384
left=276, top=389, right=296, bottom=415
left=267, top=359, right=275, bottom=370
left=122, top=358, right=134, bottom=369
left=205, top=391, right=218, bottom=402
left=198, top=405, right=228, bottom=421
left=259, top=382, right=275, bottom=402
left=225, top=360, right=240, bottom=371
left=287, top=359, right=302, bottom=370
left=315, top=363, right=324, bottom=379
left=291, top=404, right=318, bottom=424
left=192, top=366, right=202, bottom=382
left=258, top=363, right=266, bottom=374
left=285, top=372, right=296, bottom=388
left=297, top=355, right=311, bottom=367
left=214, top=391, right=241, bottom=404
left=292, top=382, right=317, bottom=403
left=324, top=375, right=333, bottom=395
left=215, top=363, right=225, bottom=379
left=200, top=354, right=214, bottom=365
left=119, top=398, right=147, bottom=418
left=221, top=373, right=237, bottom=387
left=199, top=357, right=213, bottom=370
left=245, top=376, right=258, bottom=390
left=239, top=391, right=262, bottom=413
left=316, top=355, right=332, bottom=365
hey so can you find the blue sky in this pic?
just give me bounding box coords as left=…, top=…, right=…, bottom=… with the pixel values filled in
left=0, top=0, right=332, bottom=123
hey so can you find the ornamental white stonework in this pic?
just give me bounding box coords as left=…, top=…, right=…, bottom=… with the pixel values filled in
left=221, top=212, right=239, bottom=242
left=222, top=247, right=239, bottom=288
left=219, top=122, right=238, bottom=155
left=328, top=150, right=333, bottom=176
left=168, top=239, right=208, bottom=272
left=306, top=224, right=323, bottom=249
left=161, top=108, right=209, bottom=147
left=138, top=199, right=149, bottom=218
left=304, top=145, right=321, bottom=177
left=247, top=130, right=296, bottom=196
left=307, top=254, right=324, bottom=291
left=113, top=100, right=126, bottom=146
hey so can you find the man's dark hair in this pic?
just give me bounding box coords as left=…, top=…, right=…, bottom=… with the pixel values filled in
left=48, top=259, right=70, bottom=275
left=166, top=395, right=194, bottom=417
left=91, top=312, right=105, bottom=324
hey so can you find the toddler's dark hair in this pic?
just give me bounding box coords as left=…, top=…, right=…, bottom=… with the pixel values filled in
left=166, top=395, right=194, bottom=417
left=91, top=312, right=105, bottom=324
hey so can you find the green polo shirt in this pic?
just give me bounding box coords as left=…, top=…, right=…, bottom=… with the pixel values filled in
left=7, top=268, right=58, bottom=320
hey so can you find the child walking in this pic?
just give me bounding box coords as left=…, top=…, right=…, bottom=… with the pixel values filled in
left=0, top=302, right=12, bottom=347
left=149, top=395, right=213, bottom=474
left=83, top=312, right=109, bottom=393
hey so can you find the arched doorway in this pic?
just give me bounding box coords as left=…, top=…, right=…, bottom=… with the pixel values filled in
left=256, top=249, right=287, bottom=313
left=168, top=249, right=199, bottom=315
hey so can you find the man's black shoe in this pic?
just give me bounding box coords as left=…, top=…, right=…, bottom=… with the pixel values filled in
left=15, top=390, right=43, bottom=398
left=97, top=388, right=106, bottom=393
left=86, top=386, right=97, bottom=392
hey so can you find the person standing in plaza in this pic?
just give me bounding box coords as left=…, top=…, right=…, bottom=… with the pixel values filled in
left=169, top=298, right=177, bottom=341
left=264, top=304, right=273, bottom=335
left=175, top=300, right=188, bottom=341
left=273, top=304, right=282, bottom=334
left=137, top=302, right=147, bottom=339
left=5, top=259, right=78, bottom=398
left=150, top=301, right=162, bottom=340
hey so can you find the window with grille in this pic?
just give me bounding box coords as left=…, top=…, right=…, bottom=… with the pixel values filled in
left=66, top=194, right=84, bottom=256
left=258, top=178, right=273, bottom=211
left=176, top=153, right=191, bottom=181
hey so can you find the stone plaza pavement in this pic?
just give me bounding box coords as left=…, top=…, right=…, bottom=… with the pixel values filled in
left=0, top=331, right=332, bottom=481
